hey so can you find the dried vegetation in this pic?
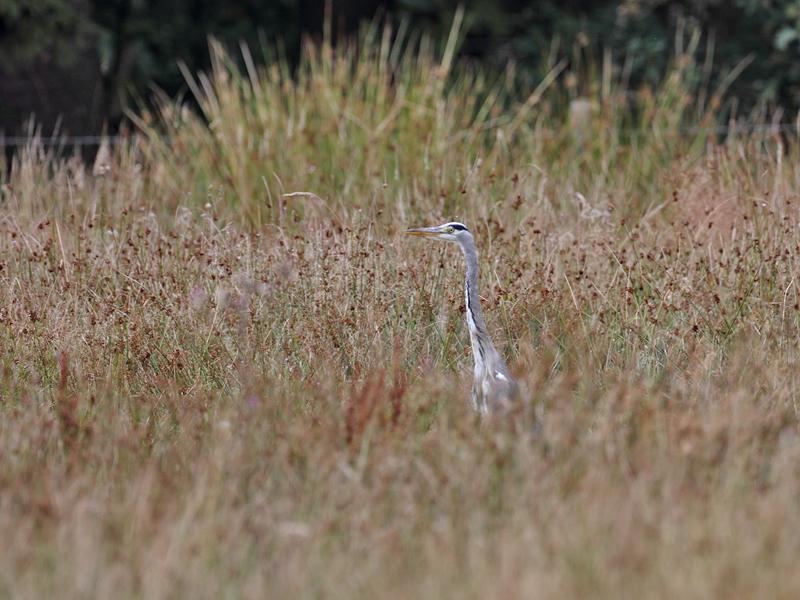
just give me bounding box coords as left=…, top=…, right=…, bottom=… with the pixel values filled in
left=1, top=23, right=800, bottom=599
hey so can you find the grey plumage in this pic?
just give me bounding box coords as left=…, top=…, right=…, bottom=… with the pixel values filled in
left=406, top=222, right=519, bottom=413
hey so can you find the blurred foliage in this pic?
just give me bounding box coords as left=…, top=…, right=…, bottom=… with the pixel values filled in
left=1, top=0, right=800, bottom=132
left=398, top=0, right=800, bottom=114
left=0, top=0, right=93, bottom=68
left=89, top=0, right=303, bottom=105
left=0, top=0, right=304, bottom=127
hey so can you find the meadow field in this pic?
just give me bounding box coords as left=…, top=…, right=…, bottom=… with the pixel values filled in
left=2, top=25, right=800, bottom=598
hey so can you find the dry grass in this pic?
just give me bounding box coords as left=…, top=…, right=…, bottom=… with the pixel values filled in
left=1, top=24, right=800, bottom=599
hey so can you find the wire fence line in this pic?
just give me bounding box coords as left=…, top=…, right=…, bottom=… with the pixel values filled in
left=0, top=135, right=127, bottom=148
left=1, top=123, right=799, bottom=148
left=681, top=123, right=799, bottom=136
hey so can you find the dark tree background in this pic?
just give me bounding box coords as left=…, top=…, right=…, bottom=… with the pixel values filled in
left=1, top=0, right=800, bottom=137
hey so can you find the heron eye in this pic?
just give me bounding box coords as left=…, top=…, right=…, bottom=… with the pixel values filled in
left=446, top=227, right=455, bottom=233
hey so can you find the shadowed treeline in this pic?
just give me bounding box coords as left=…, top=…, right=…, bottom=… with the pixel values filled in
left=2, top=0, right=800, bottom=141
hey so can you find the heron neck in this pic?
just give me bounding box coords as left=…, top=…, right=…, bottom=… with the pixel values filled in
left=461, top=238, right=489, bottom=337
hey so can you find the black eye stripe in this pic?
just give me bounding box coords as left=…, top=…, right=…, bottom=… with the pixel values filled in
left=450, top=224, right=467, bottom=231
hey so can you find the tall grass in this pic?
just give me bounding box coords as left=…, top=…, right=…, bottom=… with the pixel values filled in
left=1, top=20, right=800, bottom=598
left=130, top=20, right=730, bottom=228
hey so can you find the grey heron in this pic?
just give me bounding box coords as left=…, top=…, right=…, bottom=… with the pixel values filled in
left=406, top=222, right=519, bottom=413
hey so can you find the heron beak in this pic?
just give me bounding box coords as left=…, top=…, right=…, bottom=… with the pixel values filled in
left=405, top=226, right=442, bottom=237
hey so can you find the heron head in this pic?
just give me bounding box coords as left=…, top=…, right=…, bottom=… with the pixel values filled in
left=405, top=222, right=471, bottom=243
